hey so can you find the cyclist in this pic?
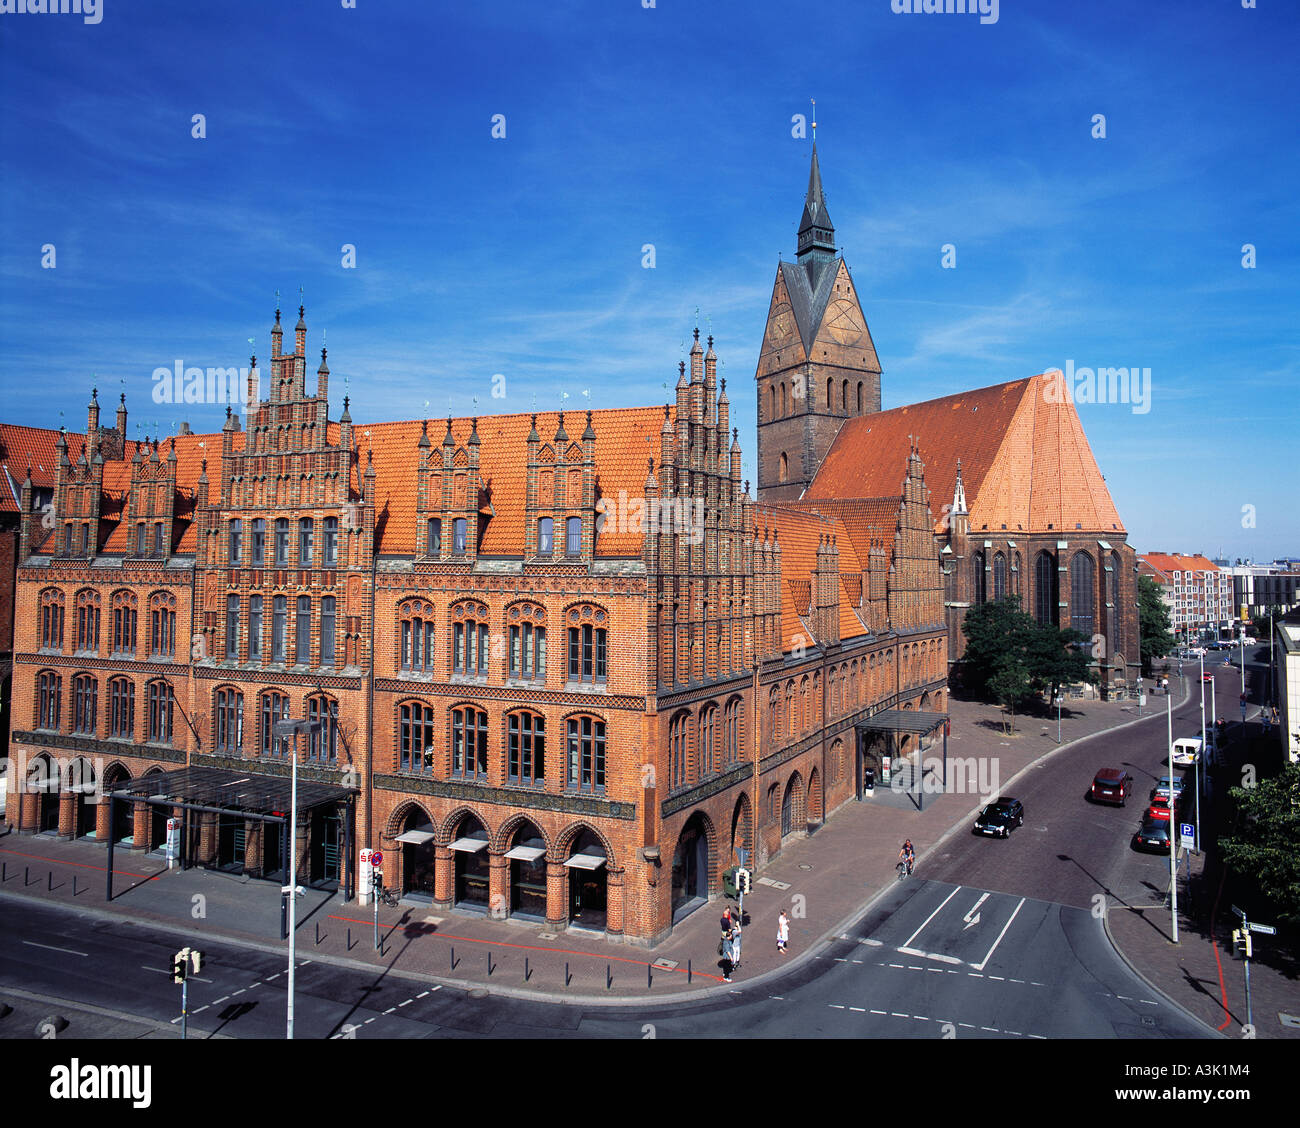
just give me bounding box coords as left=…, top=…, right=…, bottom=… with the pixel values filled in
left=898, top=839, right=915, bottom=876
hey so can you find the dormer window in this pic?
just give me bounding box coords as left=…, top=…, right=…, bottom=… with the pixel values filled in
left=565, top=516, right=581, bottom=557
left=537, top=517, right=553, bottom=555
left=453, top=517, right=467, bottom=556
left=426, top=517, right=441, bottom=556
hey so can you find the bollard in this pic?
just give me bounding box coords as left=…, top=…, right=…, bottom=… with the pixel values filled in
left=565, top=961, right=571, bottom=986
left=606, top=963, right=612, bottom=990
left=347, top=927, right=351, bottom=951
left=688, top=959, right=692, bottom=984
left=451, top=946, right=456, bottom=970
left=1, top=861, right=6, bottom=882
left=72, top=875, right=77, bottom=897
left=48, top=871, right=53, bottom=892
left=315, top=921, right=321, bottom=946
left=648, top=962, right=652, bottom=988
left=525, top=956, right=530, bottom=982
left=487, top=950, right=493, bottom=977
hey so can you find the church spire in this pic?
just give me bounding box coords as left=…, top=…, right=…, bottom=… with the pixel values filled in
left=796, top=142, right=836, bottom=268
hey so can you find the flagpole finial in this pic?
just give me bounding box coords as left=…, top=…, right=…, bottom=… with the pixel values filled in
left=811, top=97, right=817, bottom=142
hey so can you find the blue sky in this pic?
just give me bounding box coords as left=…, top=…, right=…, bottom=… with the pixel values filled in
left=1, top=0, right=1296, bottom=560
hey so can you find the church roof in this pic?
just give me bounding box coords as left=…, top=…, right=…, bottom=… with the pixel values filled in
left=805, top=375, right=1126, bottom=538
left=778, top=257, right=840, bottom=355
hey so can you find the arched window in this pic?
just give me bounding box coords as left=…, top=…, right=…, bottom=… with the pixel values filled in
left=857, top=381, right=864, bottom=413
left=216, top=687, right=244, bottom=754
left=768, top=686, right=780, bottom=743
left=507, top=602, right=547, bottom=681
left=399, top=599, right=436, bottom=672
left=109, top=677, right=134, bottom=739
left=37, top=671, right=61, bottom=730
left=971, top=551, right=986, bottom=605
left=295, top=595, right=311, bottom=665
left=698, top=705, right=717, bottom=778
left=251, top=518, right=266, bottom=566
left=225, top=594, right=240, bottom=660
left=320, top=596, right=336, bottom=667
left=724, top=697, right=742, bottom=765
left=228, top=518, right=243, bottom=566
left=566, top=715, right=606, bottom=793
left=992, top=552, right=1007, bottom=601
left=565, top=516, right=582, bottom=557
left=298, top=517, right=314, bottom=567
left=147, top=680, right=174, bottom=745
left=110, top=590, right=137, bottom=656
left=1110, top=551, right=1122, bottom=656
left=149, top=592, right=176, bottom=657
left=785, top=681, right=795, bottom=738
left=75, top=589, right=100, bottom=652
left=780, top=383, right=788, bottom=417
left=73, top=673, right=97, bottom=734
left=1035, top=551, right=1057, bottom=626
left=261, top=691, right=290, bottom=756
left=507, top=711, right=546, bottom=786
left=842, top=379, right=849, bottom=412
left=779, top=452, right=788, bottom=483
left=769, top=385, right=776, bottom=420
left=308, top=695, right=339, bottom=763
left=826, top=377, right=833, bottom=409
left=398, top=701, right=435, bottom=773
left=566, top=604, right=607, bottom=685
left=323, top=516, right=339, bottom=567
left=40, top=588, right=65, bottom=650
left=452, top=601, right=489, bottom=676
left=1070, top=552, right=1096, bottom=636
left=274, top=518, right=290, bottom=566
left=249, top=594, right=263, bottom=661
left=537, top=516, right=553, bottom=556
left=669, top=711, right=690, bottom=790
left=451, top=706, right=488, bottom=779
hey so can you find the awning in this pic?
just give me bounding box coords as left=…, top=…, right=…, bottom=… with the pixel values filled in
left=505, top=845, right=546, bottom=862
left=564, top=851, right=606, bottom=870
left=449, top=836, right=488, bottom=853
left=856, top=709, right=949, bottom=736
left=394, top=829, right=436, bottom=845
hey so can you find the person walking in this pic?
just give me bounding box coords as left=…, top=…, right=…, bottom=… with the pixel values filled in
left=731, top=919, right=743, bottom=970
left=720, top=928, right=736, bottom=982
left=776, top=910, right=789, bottom=954
left=720, top=906, right=734, bottom=933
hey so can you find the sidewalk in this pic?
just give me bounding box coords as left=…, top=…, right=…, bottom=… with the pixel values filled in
left=1, top=677, right=1291, bottom=1023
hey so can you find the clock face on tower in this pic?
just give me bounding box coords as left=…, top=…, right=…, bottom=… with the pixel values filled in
left=824, top=299, right=864, bottom=345
left=767, top=309, right=792, bottom=347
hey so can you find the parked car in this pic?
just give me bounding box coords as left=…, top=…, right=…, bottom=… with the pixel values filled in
left=973, top=797, right=1025, bottom=838
left=1151, top=775, right=1186, bottom=804
left=1089, top=768, right=1133, bottom=806
left=1145, top=795, right=1175, bottom=821
left=1133, top=815, right=1173, bottom=853
left=1170, top=738, right=1202, bottom=769
left=1200, top=672, right=1214, bottom=683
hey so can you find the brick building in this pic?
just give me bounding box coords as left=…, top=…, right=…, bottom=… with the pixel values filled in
left=6, top=299, right=946, bottom=944
left=755, top=149, right=1141, bottom=695
left=1138, top=552, right=1234, bottom=644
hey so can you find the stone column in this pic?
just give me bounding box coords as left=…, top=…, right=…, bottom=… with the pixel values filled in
left=57, top=791, right=75, bottom=838
left=245, top=819, right=263, bottom=878
left=546, top=858, right=568, bottom=931
left=605, top=866, right=624, bottom=939
left=131, top=799, right=150, bottom=850
left=198, top=811, right=217, bottom=866
left=18, top=789, right=37, bottom=834
left=488, top=850, right=509, bottom=920
left=432, top=845, right=453, bottom=910
left=95, top=794, right=112, bottom=841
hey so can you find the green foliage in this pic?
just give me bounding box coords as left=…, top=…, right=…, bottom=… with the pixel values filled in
left=962, top=596, right=1097, bottom=711
left=1219, top=763, right=1300, bottom=926
left=1138, top=574, right=1174, bottom=676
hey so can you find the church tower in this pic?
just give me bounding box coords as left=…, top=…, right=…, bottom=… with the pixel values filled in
left=756, top=143, right=882, bottom=503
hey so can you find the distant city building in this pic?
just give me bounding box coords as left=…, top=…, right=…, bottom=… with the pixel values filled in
left=1137, top=552, right=1234, bottom=641
left=1222, top=561, right=1300, bottom=625
left=1275, top=609, right=1300, bottom=764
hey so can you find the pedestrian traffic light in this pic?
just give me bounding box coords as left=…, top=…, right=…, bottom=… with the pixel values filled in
left=172, top=947, right=190, bottom=984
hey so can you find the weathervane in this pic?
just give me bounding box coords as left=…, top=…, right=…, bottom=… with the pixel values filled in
left=811, top=98, right=816, bottom=141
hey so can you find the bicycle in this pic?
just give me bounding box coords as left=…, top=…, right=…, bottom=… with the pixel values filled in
left=375, top=882, right=401, bottom=907
left=896, top=854, right=914, bottom=881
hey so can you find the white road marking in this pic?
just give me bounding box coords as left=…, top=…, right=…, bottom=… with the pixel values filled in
left=417, top=991, right=430, bottom=998
left=193, top=1005, right=209, bottom=1013
left=830, top=1004, right=846, bottom=1010
left=214, top=996, right=229, bottom=1004
left=24, top=941, right=87, bottom=957
left=399, top=999, right=411, bottom=1007
left=962, top=892, right=989, bottom=930
left=383, top=1007, right=396, bottom=1014
left=972, top=897, right=1026, bottom=972
left=898, top=947, right=963, bottom=963
left=901, top=885, right=963, bottom=950
left=232, top=989, right=246, bottom=996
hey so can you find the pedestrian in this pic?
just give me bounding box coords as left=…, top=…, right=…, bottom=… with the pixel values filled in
left=777, top=910, right=789, bottom=954
left=731, top=920, right=743, bottom=970
left=720, top=905, right=733, bottom=933
left=720, top=928, right=736, bottom=982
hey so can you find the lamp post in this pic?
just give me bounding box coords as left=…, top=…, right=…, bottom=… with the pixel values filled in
left=273, top=717, right=320, bottom=1041
left=1054, top=691, right=1062, bottom=744
left=1166, top=686, right=1177, bottom=943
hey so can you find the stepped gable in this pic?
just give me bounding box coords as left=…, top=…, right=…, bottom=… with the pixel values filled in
left=757, top=501, right=866, bottom=649
left=806, top=375, right=1126, bottom=536
left=0, top=424, right=87, bottom=512
left=365, top=406, right=672, bottom=557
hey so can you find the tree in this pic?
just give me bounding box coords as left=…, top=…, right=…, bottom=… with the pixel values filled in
left=961, top=596, right=1036, bottom=701
left=962, top=596, right=1096, bottom=708
left=1026, top=623, right=1095, bottom=700
left=1138, top=574, right=1174, bottom=675
left=1219, top=763, right=1300, bottom=926
left=988, top=657, right=1031, bottom=735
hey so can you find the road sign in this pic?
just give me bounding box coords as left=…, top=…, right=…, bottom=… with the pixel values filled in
left=1179, top=824, right=1195, bottom=849
left=1247, top=922, right=1276, bottom=935
left=1231, top=904, right=1246, bottom=919
left=371, top=851, right=383, bottom=867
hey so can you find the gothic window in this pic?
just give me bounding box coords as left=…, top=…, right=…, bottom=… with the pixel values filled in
left=399, top=702, right=435, bottom=773
left=566, top=714, right=605, bottom=793
left=698, top=704, right=717, bottom=778
left=842, top=379, right=849, bottom=412
left=72, top=673, right=97, bottom=735
left=261, top=691, right=290, bottom=756
left=298, top=518, right=314, bottom=568
left=215, top=687, right=244, bottom=754
left=110, top=590, right=136, bottom=656
left=779, top=452, right=788, bottom=484
left=40, top=588, right=65, bottom=650
left=1035, top=551, right=1057, bottom=626
left=857, top=382, right=864, bottom=413
left=426, top=516, right=441, bottom=557
left=451, top=705, right=488, bottom=779
left=400, top=599, right=436, bottom=672
left=75, top=589, right=100, bottom=652
left=1110, top=552, right=1122, bottom=655
left=37, top=670, right=61, bottom=730
left=271, top=595, right=287, bottom=662
left=109, top=677, right=134, bottom=739
left=323, top=516, right=339, bottom=567
left=971, top=551, right=986, bottom=605
left=307, top=695, right=339, bottom=763
left=537, top=516, right=553, bottom=556
left=147, top=680, right=174, bottom=745
left=992, top=552, right=1007, bottom=602
left=453, top=517, right=467, bottom=556
left=566, top=604, right=607, bottom=684
left=1070, top=552, right=1096, bottom=637
left=249, top=594, right=263, bottom=660
left=225, top=594, right=240, bottom=660
left=295, top=595, right=311, bottom=665
left=228, top=519, right=242, bottom=566
left=669, top=710, right=690, bottom=790
left=452, top=600, right=489, bottom=676
left=321, top=596, right=336, bottom=667
left=274, top=518, right=290, bottom=566
left=768, top=685, right=780, bottom=744
left=507, top=602, right=547, bottom=681
left=251, top=518, right=266, bottom=566
left=149, top=591, right=176, bottom=657
left=507, top=711, right=546, bottom=786
left=565, top=516, right=582, bottom=557
left=724, top=696, right=742, bottom=765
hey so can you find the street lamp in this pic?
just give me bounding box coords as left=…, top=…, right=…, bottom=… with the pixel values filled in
left=273, top=717, right=320, bottom=1041
left=1053, top=691, right=1062, bottom=744
left=1166, top=685, right=1177, bottom=944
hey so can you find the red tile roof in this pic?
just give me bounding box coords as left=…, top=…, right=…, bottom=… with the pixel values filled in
left=806, top=376, right=1126, bottom=536
left=1139, top=552, right=1221, bottom=576
left=0, top=424, right=86, bottom=512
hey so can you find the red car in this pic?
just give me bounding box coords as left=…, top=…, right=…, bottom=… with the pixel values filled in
left=1090, top=768, right=1133, bottom=806
left=1145, top=797, right=1173, bottom=822
left=1201, top=673, right=1214, bottom=683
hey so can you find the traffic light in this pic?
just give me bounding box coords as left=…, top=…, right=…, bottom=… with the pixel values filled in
left=189, top=949, right=204, bottom=975
left=172, top=947, right=191, bottom=984
left=737, top=868, right=752, bottom=895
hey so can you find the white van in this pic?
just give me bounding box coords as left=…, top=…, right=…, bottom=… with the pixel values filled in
left=1171, top=737, right=1202, bottom=768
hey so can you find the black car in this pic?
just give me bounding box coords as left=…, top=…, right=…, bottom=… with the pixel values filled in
left=973, top=797, right=1025, bottom=838
left=1132, top=815, right=1172, bottom=853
